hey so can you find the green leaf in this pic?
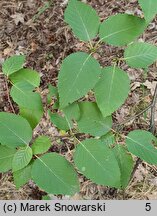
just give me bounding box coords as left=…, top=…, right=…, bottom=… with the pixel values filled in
left=13, top=164, right=32, bottom=189
left=74, top=139, right=121, bottom=188
left=10, top=81, right=43, bottom=128
left=32, top=153, right=80, bottom=195
left=138, top=0, right=157, bottom=23
left=49, top=111, right=71, bottom=131
left=99, top=14, right=146, bottom=46
left=20, top=107, right=43, bottom=129
left=2, top=55, right=25, bottom=76
left=101, top=132, right=115, bottom=147
left=10, top=68, right=40, bottom=88
left=126, top=130, right=157, bottom=164
left=63, top=102, right=80, bottom=122
left=0, top=112, right=32, bottom=148
left=124, top=42, right=157, bottom=68
left=47, top=84, right=58, bottom=104
left=49, top=103, right=80, bottom=131
left=10, top=82, right=42, bottom=109
left=12, top=146, right=33, bottom=172
left=64, top=0, right=100, bottom=41
left=94, top=66, right=130, bottom=117
left=32, top=136, right=51, bottom=155
left=0, top=146, right=16, bottom=172
left=77, top=102, right=112, bottom=136
left=113, top=145, right=134, bottom=189
left=58, top=52, right=101, bottom=108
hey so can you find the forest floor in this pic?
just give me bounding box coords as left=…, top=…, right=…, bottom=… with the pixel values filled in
left=1, top=0, right=157, bottom=200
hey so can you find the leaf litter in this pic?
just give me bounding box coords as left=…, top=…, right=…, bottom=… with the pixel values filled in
left=1, top=0, right=157, bottom=199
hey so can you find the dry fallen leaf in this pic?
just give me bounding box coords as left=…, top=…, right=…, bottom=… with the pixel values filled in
left=134, top=165, right=148, bottom=182
left=115, top=107, right=128, bottom=123
left=147, top=192, right=157, bottom=200
left=127, top=92, right=140, bottom=105
left=27, top=0, right=35, bottom=8
left=150, top=177, right=157, bottom=186
left=3, top=47, right=12, bottom=56
left=70, top=193, right=83, bottom=200
left=11, top=13, right=25, bottom=25
left=143, top=80, right=157, bottom=95
left=61, top=0, right=69, bottom=7
left=30, top=41, right=38, bottom=52
left=125, top=10, right=134, bottom=15
left=131, top=82, right=141, bottom=91
left=127, top=68, right=142, bottom=81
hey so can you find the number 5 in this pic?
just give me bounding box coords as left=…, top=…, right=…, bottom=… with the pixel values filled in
left=145, top=203, right=151, bottom=211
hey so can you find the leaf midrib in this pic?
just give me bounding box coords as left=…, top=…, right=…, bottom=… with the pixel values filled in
left=37, top=157, right=75, bottom=193
left=74, top=1, right=91, bottom=41
left=106, top=66, right=116, bottom=111
left=61, top=54, right=91, bottom=107
left=125, top=53, right=156, bottom=60
left=101, top=25, right=135, bottom=41
left=78, top=141, right=119, bottom=181
left=127, top=136, right=157, bottom=156
left=0, top=120, right=28, bottom=145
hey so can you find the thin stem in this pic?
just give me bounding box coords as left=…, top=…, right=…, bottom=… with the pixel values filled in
left=88, top=40, right=94, bottom=50
left=149, top=83, right=157, bottom=133
left=94, top=38, right=103, bottom=50
left=115, top=103, right=152, bottom=127
left=4, top=76, right=15, bottom=113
